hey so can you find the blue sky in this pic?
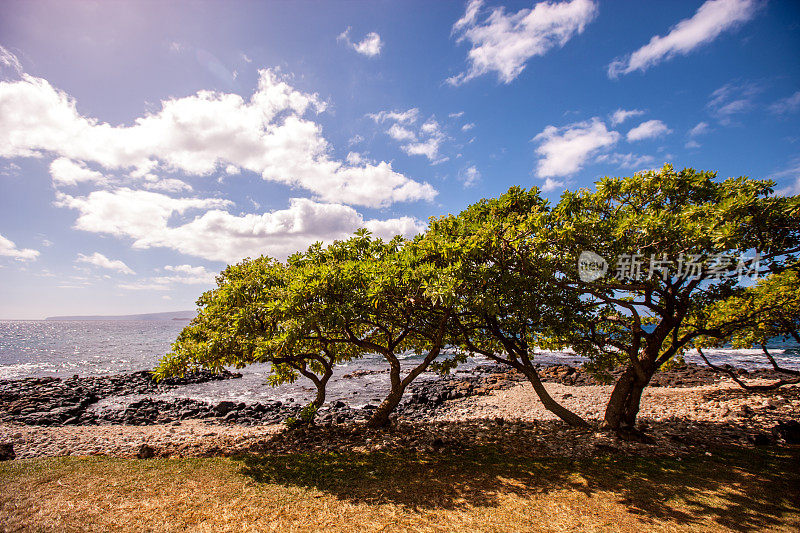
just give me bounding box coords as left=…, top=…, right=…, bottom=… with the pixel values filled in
left=0, top=0, right=798, bottom=319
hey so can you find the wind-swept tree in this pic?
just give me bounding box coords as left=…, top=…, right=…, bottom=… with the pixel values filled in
left=154, top=256, right=357, bottom=416
left=534, top=165, right=800, bottom=432
left=288, top=230, right=455, bottom=428
left=417, top=187, right=589, bottom=426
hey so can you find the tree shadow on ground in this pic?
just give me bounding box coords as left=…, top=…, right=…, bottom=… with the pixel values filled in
left=237, top=434, right=799, bottom=531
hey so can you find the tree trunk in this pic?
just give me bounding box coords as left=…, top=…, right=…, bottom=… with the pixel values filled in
left=366, top=386, right=404, bottom=428
left=519, top=366, right=589, bottom=427
left=602, top=364, right=650, bottom=430
left=366, top=321, right=447, bottom=428
left=310, top=375, right=328, bottom=409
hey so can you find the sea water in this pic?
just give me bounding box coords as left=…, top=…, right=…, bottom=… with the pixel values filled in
left=1, top=320, right=798, bottom=407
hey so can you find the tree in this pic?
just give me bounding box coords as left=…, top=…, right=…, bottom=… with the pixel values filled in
left=287, top=230, right=455, bottom=428
left=154, top=256, right=356, bottom=416
left=533, top=165, right=800, bottom=431
left=691, top=266, right=800, bottom=389
left=417, top=187, right=589, bottom=426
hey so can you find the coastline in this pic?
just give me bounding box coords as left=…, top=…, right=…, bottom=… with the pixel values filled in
left=2, top=363, right=798, bottom=460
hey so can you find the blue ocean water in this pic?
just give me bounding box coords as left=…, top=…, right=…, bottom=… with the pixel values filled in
left=1, top=320, right=798, bottom=407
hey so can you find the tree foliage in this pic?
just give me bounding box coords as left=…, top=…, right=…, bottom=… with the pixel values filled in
left=156, top=165, right=800, bottom=433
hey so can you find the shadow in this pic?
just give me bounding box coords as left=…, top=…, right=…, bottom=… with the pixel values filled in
left=235, top=420, right=800, bottom=531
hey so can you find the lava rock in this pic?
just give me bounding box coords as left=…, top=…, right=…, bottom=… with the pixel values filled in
left=773, top=421, right=800, bottom=444
left=136, top=444, right=155, bottom=459
left=0, top=443, right=15, bottom=461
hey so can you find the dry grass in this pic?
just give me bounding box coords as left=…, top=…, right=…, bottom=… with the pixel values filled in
left=1, top=446, right=798, bottom=532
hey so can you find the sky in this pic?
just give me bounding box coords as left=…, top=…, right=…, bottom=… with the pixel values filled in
left=0, top=0, right=798, bottom=319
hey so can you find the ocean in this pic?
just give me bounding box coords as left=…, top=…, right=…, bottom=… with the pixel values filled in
left=1, top=320, right=798, bottom=408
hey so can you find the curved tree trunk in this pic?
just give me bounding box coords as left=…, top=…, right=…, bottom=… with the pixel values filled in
left=310, top=371, right=331, bottom=409
left=366, top=387, right=404, bottom=428
left=366, top=335, right=446, bottom=428
left=519, top=366, right=589, bottom=427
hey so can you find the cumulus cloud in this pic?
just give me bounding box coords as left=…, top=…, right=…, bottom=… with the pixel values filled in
left=533, top=117, right=619, bottom=179
left=372, top=110, right=449, bottom=164
left=459, top=165, right=481, bottom=187
left=56, top=189, right=426, bottom=262
left=0, top=233, right=39, bottom=261
left=76, top=252, right=135, bottom=275
left=626, top=119, right=671, bottom=142
left=769, top=91, right=800, bottom=115
left=387, top=123, right=417, bottom=142
left=449, top=0, right=597, bottom=85
left=49, top=158, right=107, bottom=187
left=608, top=0, right=756, bottom=78
left=0, top=68, right=435, bottom=207
left=402, top=119, right=448, bottom=163
left=610, top=108, right=644, bottom=126
left=338, top=28, right=383, bottom=57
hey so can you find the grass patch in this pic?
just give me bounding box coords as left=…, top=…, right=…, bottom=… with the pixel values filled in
left=1, top=446, right=798, bottom=532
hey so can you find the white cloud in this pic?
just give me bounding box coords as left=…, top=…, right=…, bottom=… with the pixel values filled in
left=610, top=108, right=644, bottom=126
left=449, top=0, right=598, bottom=85
left=448, top=111, right=465, bottom=118
left=367, top=108, right=419, bottom=124
left=689, top=121, right=710, bottom=136
left=707, top=82, right=761, bottom=124
left=0, top=45, right=23, bottom=77
left=0, top=69, right=435, bottom=208
left=76, top=252, right=135, bottom=274
left=373, top=111, right=449, bottom=164
left=0, top=233, right=39, bottom=261
left=338, top=28, right=383, bottom=57
left=541, top=177, right=566, bottom=192
left=769, top=91, right=800, bottom=115
left=459, top=165, right=481, bottom=187
left=596, top=152, right=655, bottom=170
left=772, top=158, right=800, bottom=196
left=141, top=177, right=193, bottom=193
left=387, top=123, right=417, bottom=142
left=401, top=119, right=448, bottom=163
left=119, top=264, right=217, bottom=290
left=626, top=119, right=672, bottom=142
left=608, top=0, right=756, bottom=78
left=461, top=122, right=475, bottom=131
left=49, top=157, right=107, bottom=186
left=685, top=140, right=701, bottom=149
left=56, top=189, right=426, bottom=262
left=533, top=118, right=619, bottom=178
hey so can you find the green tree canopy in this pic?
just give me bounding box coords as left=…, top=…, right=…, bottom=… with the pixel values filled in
left=533, top=165, right=800, bottom=430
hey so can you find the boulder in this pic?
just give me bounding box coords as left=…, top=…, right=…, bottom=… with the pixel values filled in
left=773, top=421, right=800, bottom=444
left=136, top=444, right=155, bottom=459
left=213, top=401, right=238, bottom=416
left=0, top=443, right=15, bottom=461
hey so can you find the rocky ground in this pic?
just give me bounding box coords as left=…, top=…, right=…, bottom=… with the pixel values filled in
left=0, top=363, right=798, bottom=461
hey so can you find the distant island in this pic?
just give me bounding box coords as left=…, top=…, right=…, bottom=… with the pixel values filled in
left=45, top=311, right=194, bottom=321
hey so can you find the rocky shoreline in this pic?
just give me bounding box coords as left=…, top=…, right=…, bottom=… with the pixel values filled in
left=1, top=361, right=799, bottom=461
left=0, top=362, right=793, bottom=429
